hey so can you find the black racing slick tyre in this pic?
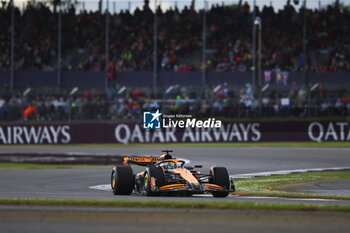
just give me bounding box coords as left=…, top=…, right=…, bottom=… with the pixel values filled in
left=210, top=167, right=230, bottom=198
left=111, top=166, right=134, bottom=195
left=144, top=166, right=164, bottom=196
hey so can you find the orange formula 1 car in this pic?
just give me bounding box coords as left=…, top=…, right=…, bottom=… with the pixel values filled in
left=110, top=150, right=235, bottom=197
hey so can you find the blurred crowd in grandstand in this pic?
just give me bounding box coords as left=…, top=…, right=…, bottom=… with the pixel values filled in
left=0, top=84, right=349, bottom=121
left=0, top=1, right=349, bottom=72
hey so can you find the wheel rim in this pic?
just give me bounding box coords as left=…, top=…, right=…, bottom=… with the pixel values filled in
left=144, top=174, right=148, bottom=191
left=112, top=171, right=116, bottom=189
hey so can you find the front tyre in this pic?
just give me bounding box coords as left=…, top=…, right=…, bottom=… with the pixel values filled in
left=111, top=166, right=134, bottom=195
left=210, top=167, right=230, bottom=198
left=144, top=166, right=164, bottom=196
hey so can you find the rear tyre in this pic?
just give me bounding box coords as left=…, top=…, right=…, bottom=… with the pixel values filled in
left=144, top=166, right=164, bottom=196
left=210, top=167, right=230, bottom=198
left=111, top=166, right=134, bottom=195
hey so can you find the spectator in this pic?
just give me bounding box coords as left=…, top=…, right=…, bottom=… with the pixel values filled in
left=23, top=104, right=36, bottom=121
left=0, top=2, right=349, bottom=72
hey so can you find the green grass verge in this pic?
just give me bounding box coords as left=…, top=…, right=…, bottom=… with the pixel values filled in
left=0, top=163, right=109, bottom=169
left=1, top=142, right=350, bottom=148
left=0, top=198, right=350, bottom=212
left=235, top=171, right=350, bottom=200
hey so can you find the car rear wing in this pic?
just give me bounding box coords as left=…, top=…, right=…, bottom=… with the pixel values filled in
left=122, top=155, right=168, bottom=166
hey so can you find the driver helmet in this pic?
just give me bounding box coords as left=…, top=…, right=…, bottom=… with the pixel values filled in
left=167, top=161, right=177, bottom=169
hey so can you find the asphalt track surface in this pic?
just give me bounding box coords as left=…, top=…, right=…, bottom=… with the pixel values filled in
left=1, top=146, right=350, bottom=233
left=0, top=146, right=350, bottom=204
left=2, top=146, right=350, bottom=174
left=1, top=206, right=350, bottom=233
left=279, top=179, right=350, bottom=196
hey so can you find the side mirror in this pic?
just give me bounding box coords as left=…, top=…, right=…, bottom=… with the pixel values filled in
left=184, top=166, right=193, bottom=170
left=194, top=165, right=202, bottom=169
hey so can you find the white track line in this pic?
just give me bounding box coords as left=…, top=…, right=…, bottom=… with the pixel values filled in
left=89, top=184, right=112, bottom=191
left=88, top=186, right=340, bottom=202
left=230, top=167, right=350, bottom=179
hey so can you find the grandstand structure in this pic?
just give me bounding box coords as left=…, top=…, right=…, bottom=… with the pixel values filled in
left=0, top=0, right=349, bottom=121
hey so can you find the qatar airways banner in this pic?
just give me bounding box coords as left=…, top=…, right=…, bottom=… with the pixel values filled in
left=0, top=121, right=349, bottom=144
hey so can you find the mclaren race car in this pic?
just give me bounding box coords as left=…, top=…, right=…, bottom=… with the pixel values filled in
left=110, top=150, right=235, bottom=197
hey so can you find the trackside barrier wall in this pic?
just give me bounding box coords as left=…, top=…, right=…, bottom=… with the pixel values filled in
left=0, top=121, right=349, bottom=144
